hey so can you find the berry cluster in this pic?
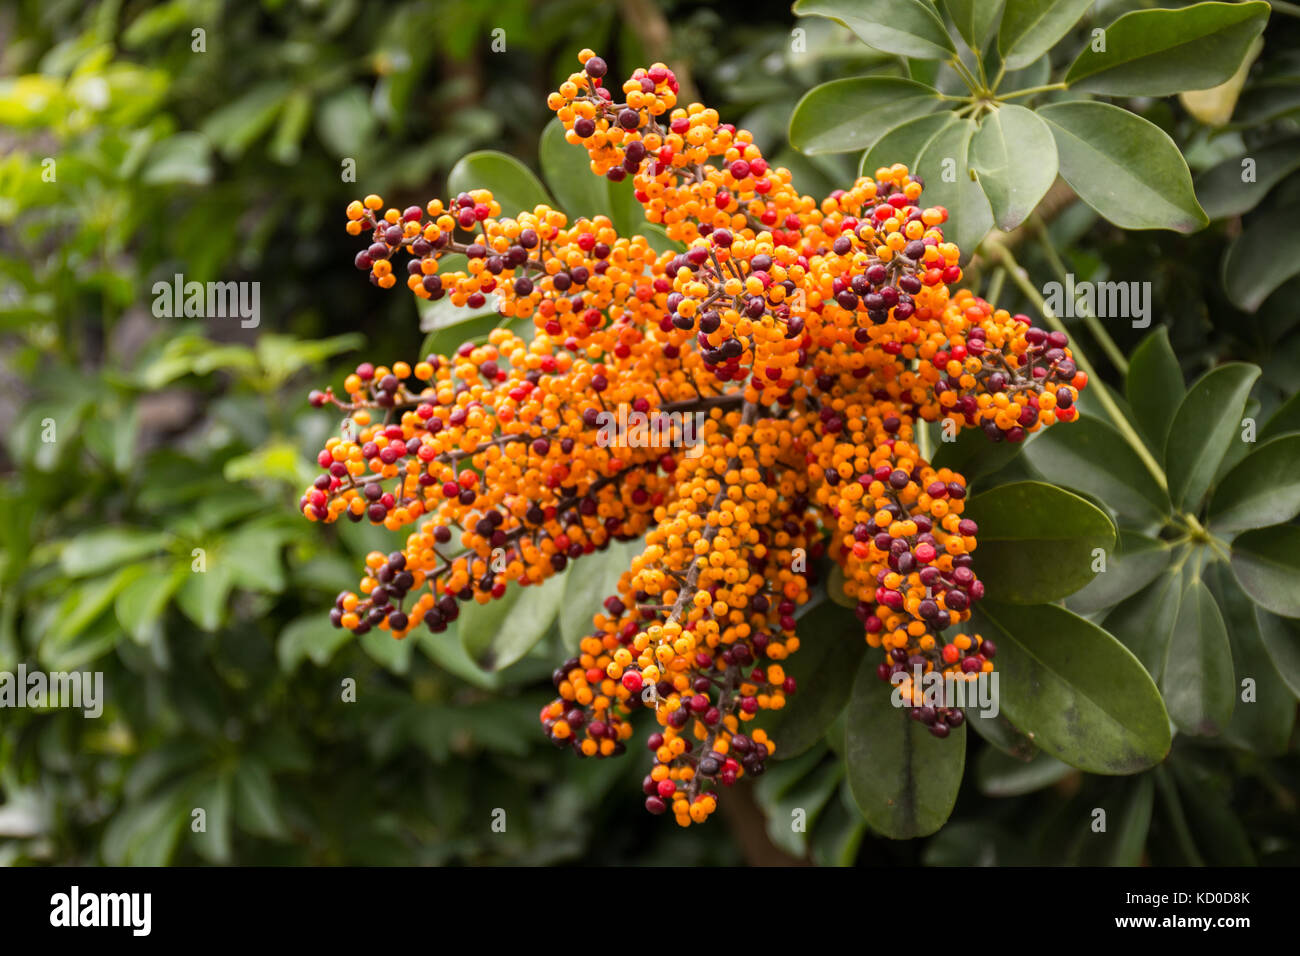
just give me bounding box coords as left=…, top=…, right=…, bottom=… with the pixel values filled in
left=299, top=52, right=1086, bottom=826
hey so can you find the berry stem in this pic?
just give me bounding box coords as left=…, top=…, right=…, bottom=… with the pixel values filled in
left=983, top=237, right=1169, bottom=493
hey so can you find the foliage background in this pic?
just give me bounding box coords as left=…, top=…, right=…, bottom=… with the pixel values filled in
left=0, top=0, right=1296, bottom=866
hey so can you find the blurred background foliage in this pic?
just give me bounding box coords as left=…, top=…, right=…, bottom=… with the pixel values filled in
left=0, top=0, right=1296, bottom=866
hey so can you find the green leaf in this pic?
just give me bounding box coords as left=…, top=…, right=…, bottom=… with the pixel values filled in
left=1126, top=326, right=1184, bottom=453
left=277, top=614, right=354, bottom=673
left=232, top=760, right=286, bottom=839
left=114, top=564, right=185, bottom=645
left=1076, top=775, right=1155, bottom=866
left=460, top=571, right=569, bottom=671
left=1257, top=610, right=1300, bottom=698
left=858, top=112, right=956, bottom=179
left=789, top=77, right=945, bottom=156
left=1162, top=576, right=1234, bottom=736
left=1209, top=434, right=1300, bottom=533
left=1065, top=2, right=1269, bottom=97
left=447, top=150, right=554, bottom=219
left=1210, top=566, right=1296, bottom=755
left=200, top=82, right=290, bottom=160
left=1066, top=532, right=1174, bottom=615
left=998, top=0, right=1094, bottom=70
left=1103, top=561, right=1185, bottom=680
left=967, top=709, right=1037, bottom=760
left=141, top=131, right=213, bottom=186
left=970, top=104, right=1057, bottom=231
left=942, top=0, right=1005, bottom=51
left=1222, top=199, right=1300, bottom=312
left=761, top=599, right=867, bottom=759
left=1262, top=390, right=1300, bottom=443
left=930, top=419, right=1023, bottom=482
left=539, top=117, right=614, bottom=226
left=176, top=560, right=235, bottom=631
left=965, top=481, right=1116, bottom=604
left=1023, top=415, right=1169, bottom=523
left=557, top=538, right=643, bottom=652
left=975, top=601, right=1172, bottom=774
left=975, top=747, right=1073, bottom=797
left=844, top=655, right=965, bottom=839
left=810, top=784, right=869, bottom=866
left=1231, top=525, right=1300, bottom=618
left=913, top=117, right=993, bottom=261
left=1195, top=137, right=1300, bottom=221
left=360, top=628, right=414, bottom=675
left=1037, top=101, right=1209, bottom=233
left=189, top=772, right=233, bottom=864
left=1170, top=758, right=1255, bottom=865
left=793, top=0, right=956, bottom=60
left=1164, top=362, right=1260, bottom=512
left=60, top=527, right=167, bottom=577
left=753, top=747, right=842, bottom=857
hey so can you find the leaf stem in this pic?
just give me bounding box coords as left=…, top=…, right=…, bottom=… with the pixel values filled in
left=948, top=57, right=984, bottom=96
left=999, top=81, right=1067, bottom=101
left=982, top=237, right=1169, bottom=493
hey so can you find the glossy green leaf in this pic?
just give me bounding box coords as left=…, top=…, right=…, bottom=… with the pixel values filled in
left=1065, top=2, right=1269, bottom=96
left=844, top=655, right=965, bottom=838
left=1023, top=415, right=1169, bottom=523
left=189, top=772, right=233, bottom=864
left=810, top=783, right=868, bottom=866
left=967, top=709, right=1037, bottom=760
left=1209, top=434, right=1300, bottom=533
left=1261, top=390, right=1300, bottom=443
left=557, top=538, right=643, bottom=652
left=965, top=481, right=1116, bottom=604
left=1222, top=199, right=1300, bottom=312
left=789, top=77, right=944, bottom=155
left=1038, top=101, right=1209, bottom=233
left=277, top=613, right=354, bottom=673
left=970, top=104, right=1057, bottom=231
left=942, top=0, right=1005, bottom=51
left=232, top=759, right=287, bottom=838
left=1195, top=137, right=1300, bottom=221
left=1257, top=610, right=1300, bottom=698
left=913, top=117, right=994, bottom=260
left=975, top=601, right=1172, bottom=774
left=60, top=527, right=166, bottom=577
left=998, top=0, right=1094, bottom=70
left=1231, top=525, right=1300, bottom=618
left=793, top=0, right=956, bottom=59
left=1076, top=775, right=1154, bottom=866
left=762, top=599, right=867, bottom=759
left=447, top=150, right=554, bottom=220
left=1164, top=362, right=1260, bottom=511
left=1066, top=533, right=1174, bottom=615
left=539, top=117, right=615, bottom=225
left=1211, top=565, right=1296, bottom=755
left=114, top=563, right=185, bottom=645
left=754, top=747, right=842, bottom=857
left=858, top=111, right=956, bottom=179
left=930, top=418, right=1023, bottom=482
left=1103, top=561, right=1185, bottom=680
left=1126, top=326, right=1184, bottom=453
left=975, top=747, right=1073, bottom=797
left=460, top=570, right=569, bottom=671
left=1162, top=576, right=1234, bottom=736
